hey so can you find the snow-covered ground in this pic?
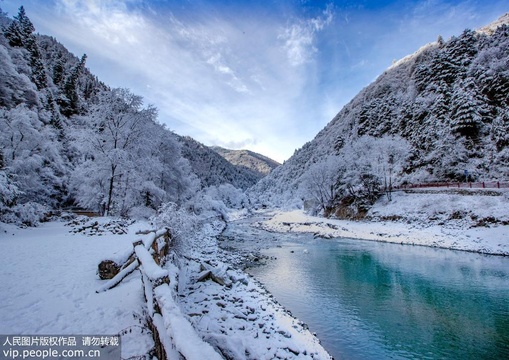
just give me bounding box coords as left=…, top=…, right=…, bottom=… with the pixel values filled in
left=0, top=217, right=332, bottom=359
left=256, top=189, right=509, bottom=256
left=3, top=188, right=504, bottom=359
left=0, top=219, right=154, bottom=358
left=175, top=220, right=332, bottom=359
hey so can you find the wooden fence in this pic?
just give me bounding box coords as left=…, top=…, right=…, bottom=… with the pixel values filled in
left=97, top=229, right=222, bottom=360
left=394, top=181, right=509, bottom=190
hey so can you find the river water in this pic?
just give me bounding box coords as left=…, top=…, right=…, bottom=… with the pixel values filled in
left=221, top=219, right=509, bottom=359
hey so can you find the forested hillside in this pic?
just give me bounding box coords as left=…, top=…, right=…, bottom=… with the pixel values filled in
left=0, top=7, right=253, bottom=224
left=178, top=137, right=262, bottom=190
left=211, top=146, right=280, bottom=179
left=251, top=14, right=509, bottom=216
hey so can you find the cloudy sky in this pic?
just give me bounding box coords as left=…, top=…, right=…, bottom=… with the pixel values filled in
left=2, top=0, right=508, bottom=162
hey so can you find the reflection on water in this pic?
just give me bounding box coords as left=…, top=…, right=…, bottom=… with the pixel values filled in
left=247, top=238, right=509, bottom=360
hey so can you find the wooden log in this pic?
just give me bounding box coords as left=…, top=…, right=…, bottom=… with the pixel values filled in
left=154, top=286, right=223, bottom=360
left=136, top=229, right=156, bottom=235
left=96, top=260, right=139, bottom=293
left=96, top=229, right=171, bottom=292
left=98, top=260, right=120, bottom=280
left=197, top=263, right=231, bottom=286
left=134, top=245, right=170, bottom=286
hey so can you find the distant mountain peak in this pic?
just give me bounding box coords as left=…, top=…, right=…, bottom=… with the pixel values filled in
left=211, top=146, right=280, bottom=177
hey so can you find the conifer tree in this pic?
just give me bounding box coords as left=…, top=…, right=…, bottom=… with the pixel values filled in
left=3, top=6, right=35, bottom=47
left=491, top=112, right=509, bottom=150
left=3, top=6, right=47, bottom=90
left=3, top=20, right=23, bottom=47
left=25, top=36, right=47, bottom=90
left=52, top=55, right=66, bottom=86
left=450, top=88, right=481, bottom=139
left=60, top=54, right=87, bottom=116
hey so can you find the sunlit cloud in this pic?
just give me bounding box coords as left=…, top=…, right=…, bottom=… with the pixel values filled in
left=279, top=3, right=334, bottom=66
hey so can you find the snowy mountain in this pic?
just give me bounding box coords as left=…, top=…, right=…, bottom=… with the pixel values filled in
left=211, top=146, right=280, bottom=178
left=250, top=14, right=509, bottom=213
left=177, top=136, right=262, bottom=190
left=0, top=7, right=255, bottom=224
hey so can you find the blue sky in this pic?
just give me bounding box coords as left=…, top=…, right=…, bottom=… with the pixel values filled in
left=2, top=0, right=508, bottom=162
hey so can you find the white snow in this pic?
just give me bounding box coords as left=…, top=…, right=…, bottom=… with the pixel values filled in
left=0, top=219, right=153, bottom=358
left=0, top=217, right=333, bottom=359
left=5, top=188, right=500, bottom=360
left=256, top=189, right=509, bottom=255
left=134, top=244, right=169, bottom=281
left=154, top=285, right=223, bottom=360
left=388, top=42, right=437, bottom=70
left=477, top=12, right=509, bottom=35
left=175, top=220, right=333, bottom=359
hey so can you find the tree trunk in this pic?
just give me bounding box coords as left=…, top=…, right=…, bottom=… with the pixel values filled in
left=106, top=164, right=116, bottom=216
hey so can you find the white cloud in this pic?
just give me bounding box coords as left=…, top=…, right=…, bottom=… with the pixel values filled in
left=55, top=0, right=146, bottom=44
left=5, top=0, right=507, bottom=163
left=10, top=0, right=319, bottom=161
left=279, top=3, right=334, bottom=66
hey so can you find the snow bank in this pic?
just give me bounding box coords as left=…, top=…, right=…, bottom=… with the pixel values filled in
left=175, top=219, right=332, bottom=359
left=0, top=215, right=333, bottom=359
left=257, top=190, right=509, bottom=255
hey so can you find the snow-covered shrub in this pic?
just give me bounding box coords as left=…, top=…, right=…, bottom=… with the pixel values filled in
left=297, top=136, right=411, bottom=218
left=152, top=202, right=199, bottom=254
left=189, top=191, right=228, bottom=220
left=205, top=184, right=249, bottom=210
left=128, top=205, right=157, bottom=220
left=0, top=172, right=19, bottom=212
left=2, top=201, right=50, bottom=226
left=186, top=184, right=249, bottom=220
left=298, top=155, right=343, bottom=215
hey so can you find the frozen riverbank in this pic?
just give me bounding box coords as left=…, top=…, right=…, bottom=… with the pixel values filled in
left=255, top=189, right=509, bottom=256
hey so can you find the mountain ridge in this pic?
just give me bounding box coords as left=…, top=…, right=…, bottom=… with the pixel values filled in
left=0, top=7, right=262, bottom=222
left=178, top=137, right=262, bottom=190
left=250, top=13, right=509, bottom=211
left=211, top=146, right=280, bottom=178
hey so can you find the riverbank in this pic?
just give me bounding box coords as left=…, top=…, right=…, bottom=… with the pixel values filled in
left=176, top=219, right=332, bottom=359
left=0, top=218, right=332, bottom=359
left=255, top=189, right=509, bottom=256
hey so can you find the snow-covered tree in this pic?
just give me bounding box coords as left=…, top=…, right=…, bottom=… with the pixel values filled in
left=0, top=44, right=36, bottom=107
left=59, top=53, right=87, bottom=116
left=252, top=18, right=509, bottom=209
left=0, top=105, right=65, bottom=208
left=339, top=136, right=410, bottom=202
left=154, top=131, right=200, bottom=206
left=0, top=171, right=19, bottom=215
left=299, top=156, right=343, bottom=215
left=2, top=6, right=33, bottom=48
left=3, top=6, right=47, bottom=90
left=70, top=88, right=161, bottom=216
left=152, top=202, right=199, bottom=254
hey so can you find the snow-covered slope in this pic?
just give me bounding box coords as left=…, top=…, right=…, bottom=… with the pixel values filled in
left=0, top=220, right=154, bottom=357
left=0, top=8, right=261, bottom=223
left=211, top=146, right=280, bottom=178
left=178, top=136, right=262, bottom=190
left=250, top=13, right=509, bottom=208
